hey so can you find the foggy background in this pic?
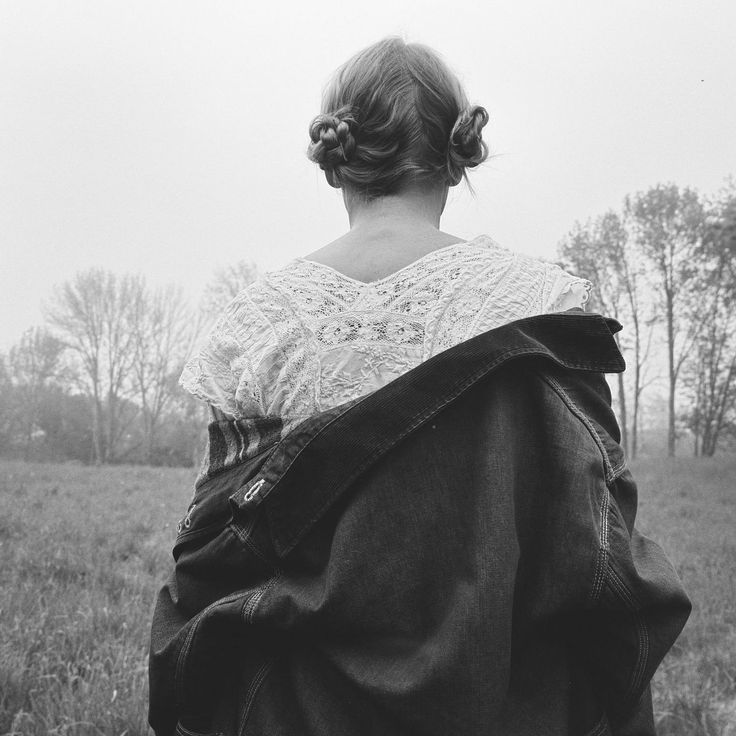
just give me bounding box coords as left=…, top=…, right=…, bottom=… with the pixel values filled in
left=2, top=0, right=735, bottom=349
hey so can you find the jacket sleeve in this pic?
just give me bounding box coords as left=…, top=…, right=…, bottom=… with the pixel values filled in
left=584, top=463, right=691, bottom=733
left=556, top=370, right=692, bottom=734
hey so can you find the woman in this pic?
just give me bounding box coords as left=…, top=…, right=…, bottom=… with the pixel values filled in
left=178, top=36, right=591, bottom=482
left=150, top=38, right=690, bottom=736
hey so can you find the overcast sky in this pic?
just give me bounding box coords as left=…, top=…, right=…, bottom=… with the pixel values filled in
left=1, top=0, right=735, bottom=349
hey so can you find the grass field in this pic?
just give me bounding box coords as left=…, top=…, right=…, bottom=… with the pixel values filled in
left=0, top=456, right=734, bottom=735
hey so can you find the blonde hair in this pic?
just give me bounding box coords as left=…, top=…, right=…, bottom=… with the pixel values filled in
left=307, top=37, right=489, bottom=199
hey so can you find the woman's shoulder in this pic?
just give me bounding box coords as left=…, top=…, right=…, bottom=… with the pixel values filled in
left=198, top=234, right=591, bottom=320
left=178, top=277, right=285, bottom=418
left=457, top=235, right=591, bottom=311
left=252, top=234, right=592, bottom=313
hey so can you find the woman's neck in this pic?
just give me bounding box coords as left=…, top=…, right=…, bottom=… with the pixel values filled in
left=303, top=183, right=463, bottom=281
left=343, top=184, right=449, bottom=234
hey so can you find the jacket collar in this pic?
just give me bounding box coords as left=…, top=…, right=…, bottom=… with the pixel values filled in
left=228, top=311, right=624, bottom=557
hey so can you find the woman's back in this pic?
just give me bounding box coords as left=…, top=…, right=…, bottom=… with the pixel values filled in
left=181, top=235, right=590, bottom=430
left=179, top=37, right=592, bottom=475
left=154, top=37, right=689, bottom=736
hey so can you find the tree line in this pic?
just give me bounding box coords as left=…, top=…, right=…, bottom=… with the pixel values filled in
left=0, top=262, right=258, bottom=466
left=558, top=179, right=736, bottom=458
left=2, top=179, right=734, bottom=466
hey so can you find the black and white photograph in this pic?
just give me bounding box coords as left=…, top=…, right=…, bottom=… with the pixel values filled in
left=1, top=1, right=734, bottom=734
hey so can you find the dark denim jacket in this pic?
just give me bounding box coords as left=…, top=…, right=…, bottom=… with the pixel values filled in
left=149, top=312, right=691, bottom=736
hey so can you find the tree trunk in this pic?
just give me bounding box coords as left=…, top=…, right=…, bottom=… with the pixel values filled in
left=666, top=292, right=676, bottom=457
left=106, top=390, right=116, bottom=464
left=617, top=371, right=628, bottom=455
left=632, top=384, right=640, bottom=460
left=631, top=315, right=642, bottom=460
left=708, top=359, right=736, bottom=459
left=23, top=420, right=33, bottom=462
left=92, top=386, right=104, bottom=465
left=703, top=429, right=716, bottom=457
left=144, top=413, right=156, bottom=466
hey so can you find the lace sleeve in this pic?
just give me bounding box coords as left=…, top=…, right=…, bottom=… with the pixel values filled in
left=543, top=266, right=592, bottom=313
left=179, top=291, right=272, bottom=418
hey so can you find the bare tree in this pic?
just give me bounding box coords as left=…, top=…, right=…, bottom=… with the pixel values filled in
left=0, top=353, right=13, bottom=452
left=684, top=185, right=736, bottom=455
left=130, top=282, right=198, bottom=463
left=559, top=215, right=627, bottom=452
left=201, top=260, right=259, bottom=318
left=560, top=210, right=658, bottom=458
left=45, top=269, right=143, bottom=463
left=616, top=214, right=659, bottom=459
left=7, top=327, right=66, bottom=458
left=688, top=314, right=736, bottom=456
left=625, top=184, right=706, bottom=457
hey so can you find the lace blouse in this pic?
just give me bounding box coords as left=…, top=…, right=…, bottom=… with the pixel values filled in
left=181, top=235, right=591, bottom=433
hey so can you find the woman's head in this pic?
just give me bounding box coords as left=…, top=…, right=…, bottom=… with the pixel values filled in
left=307, top=37, right=488, bottom=200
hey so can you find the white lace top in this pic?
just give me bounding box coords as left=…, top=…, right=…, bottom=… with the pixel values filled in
left=181, top=236, right=591, bottom=430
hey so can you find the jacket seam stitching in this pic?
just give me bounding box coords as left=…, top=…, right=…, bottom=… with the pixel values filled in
left=239, top=655, right=278, bottom=734
left=175, top=723, right=224, bottom=736
left=229, top=520, right=274, bottom=568
left=606, top=562, right=650, bottom=699
left=536, top=372, right=620, bottom=611
left=538, top=373, right=616, bottom=483
left=242, top=572, right=282, bottom=623
left=584, top=713, right=609, bottom=736
left=589, top=487, right=610, bottom=605
left=609, top=458, right=627, bottom=480
left=173, top=574, right=281, bottom=709
left=174, top=590, right=252, bottom=707
left=237, top=574, right=282, bottom=732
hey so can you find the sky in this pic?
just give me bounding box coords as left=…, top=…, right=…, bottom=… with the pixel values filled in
left=1, top=0, right=735, bottom=349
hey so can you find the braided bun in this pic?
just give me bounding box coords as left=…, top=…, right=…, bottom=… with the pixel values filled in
left=307, top=111, right=357, bottom=182
left=447, top=105, right=489, bottom=186
left=306, top=38, right=489, bottom=198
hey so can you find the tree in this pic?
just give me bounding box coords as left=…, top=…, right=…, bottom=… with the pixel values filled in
left=625, top=184, right=706, bottom=457
left=684, top=184, right=736, bottom=455
left=559, top=211, right=657, bottom=457
left=154, top=394, right=209, bottom=467
left=687, top=313, right=736, bottom=456
left=560, top=211, right=658, bottom=458
left=201, top=260, right=259, bottom=318
left=0, top=352, right=16, bottom=454
left=560, top=215, right=629, bottom=452
left=7, top=327, right=66, bottom=459
left=616, top=212, right=659, bottom=459
left=37, top=387, right=95, bottom=462
left=129, top=282, right=197, bottom=464
left=45, top=270, right=144, bottom=463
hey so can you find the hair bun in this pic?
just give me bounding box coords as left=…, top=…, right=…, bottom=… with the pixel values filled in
left=307, top=112, right=357, bottom=172
left=447, top=105, right=489, bottom=185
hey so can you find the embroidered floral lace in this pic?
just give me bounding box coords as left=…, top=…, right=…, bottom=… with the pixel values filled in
left=180, top=236, right=591, bottom=431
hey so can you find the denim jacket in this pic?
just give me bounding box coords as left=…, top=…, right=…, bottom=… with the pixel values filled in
left=149, top=311, right=691, bottom=736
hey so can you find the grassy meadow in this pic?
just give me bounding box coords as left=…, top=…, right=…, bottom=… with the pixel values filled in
left=0, top=455, right=734, bottom=735
left=0, top=462, right=195, bottom=736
